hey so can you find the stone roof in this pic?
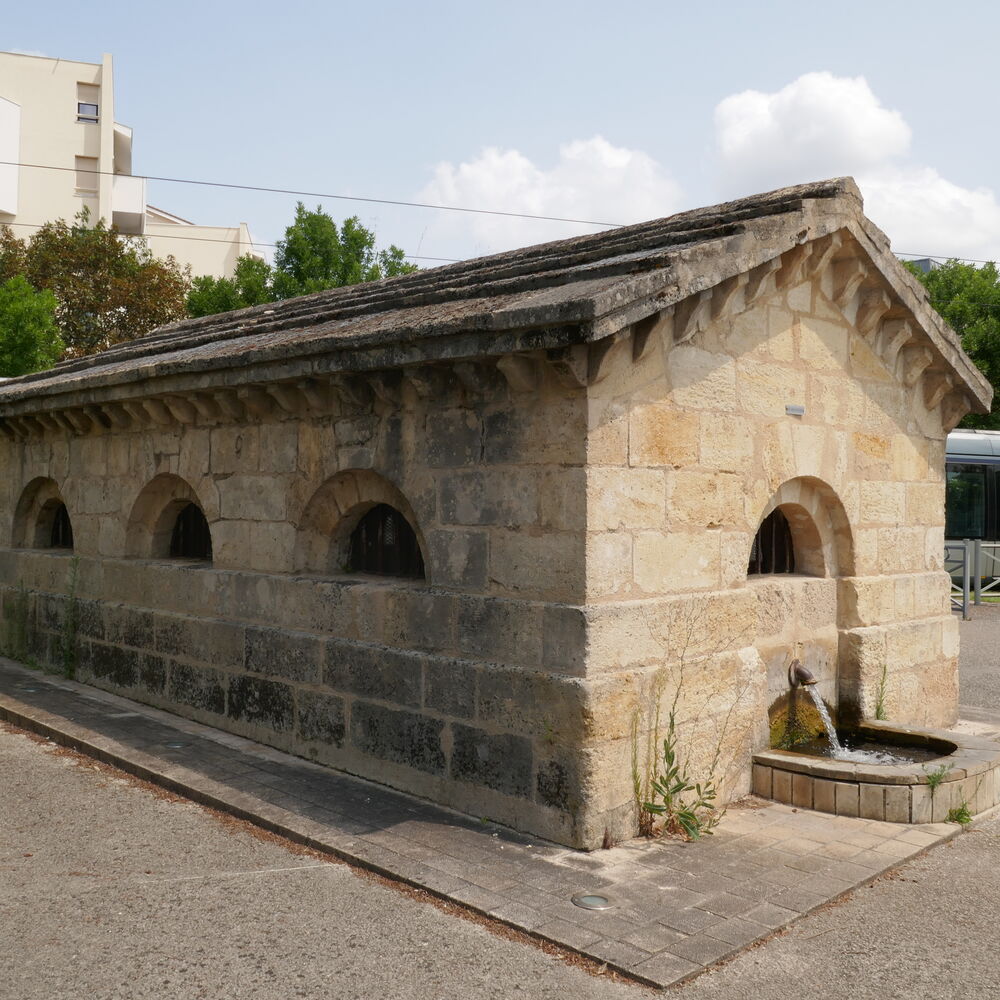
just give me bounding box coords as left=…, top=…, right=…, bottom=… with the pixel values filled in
left=0, top=177, right=990, bottom=424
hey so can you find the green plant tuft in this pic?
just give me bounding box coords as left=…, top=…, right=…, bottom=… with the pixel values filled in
left=946, top=802, right=973, bottom=826
left=923, top=762, right=950, bottom=794
left=874, top=663, right=889, bottom=721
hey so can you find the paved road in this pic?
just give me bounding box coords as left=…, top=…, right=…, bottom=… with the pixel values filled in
left=0, top=724, right=649, bottom=1000
left=957, top=604, right=1000, bottom=720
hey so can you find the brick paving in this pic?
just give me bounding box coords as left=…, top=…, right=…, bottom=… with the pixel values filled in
left=0, top=658, right=963, bottom=990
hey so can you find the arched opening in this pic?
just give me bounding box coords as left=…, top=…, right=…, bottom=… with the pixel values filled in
left=125, top=474, right=214, bottom=562
left=169, top=502, right=212, bottom=560
left=294, top=469, right=428, bottom=581
left=348, top=503, right=424, bottom=579
left=748, top=508, right=794, bottom=575
left=12, top=478, right=74, bottom=551
left=48, top=503, right=74, bottom=550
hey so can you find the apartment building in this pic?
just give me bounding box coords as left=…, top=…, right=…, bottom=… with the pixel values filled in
left=0, top=51, right=258, bottom=278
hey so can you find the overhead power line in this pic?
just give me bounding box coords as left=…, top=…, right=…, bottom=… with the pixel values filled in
left=0, top=159, right=624, bottom=229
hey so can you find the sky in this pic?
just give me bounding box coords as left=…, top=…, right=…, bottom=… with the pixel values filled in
left=5, top=0, right=1000, bottom=270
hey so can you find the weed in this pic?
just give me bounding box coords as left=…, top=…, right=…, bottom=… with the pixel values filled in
left=874, top=663, right=889, bottom=721
left=59, top=556, right=80, bottom=679
left=923, top=762, right=950, bottom=792
left=946, top=802, right=973, bottom=826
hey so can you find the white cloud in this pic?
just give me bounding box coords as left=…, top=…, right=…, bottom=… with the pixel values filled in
left=714, top=71, right=1000, bottom=262
left=416, top=136, right=682, bottom=259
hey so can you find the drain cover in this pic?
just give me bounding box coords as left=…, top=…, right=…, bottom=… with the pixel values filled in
left=571, top=893, right=614, bottom=911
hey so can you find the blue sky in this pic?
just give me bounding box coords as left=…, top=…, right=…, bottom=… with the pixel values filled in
left=5, top=0, right=1000, bottom=268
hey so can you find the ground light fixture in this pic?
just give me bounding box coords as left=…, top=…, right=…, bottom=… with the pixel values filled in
left=570, top=893, right=614, bottom=910
left=164, top=741, right=188, bottom=749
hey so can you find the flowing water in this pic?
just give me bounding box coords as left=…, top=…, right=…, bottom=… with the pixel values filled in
left=804, top=685, right=917, bottom=765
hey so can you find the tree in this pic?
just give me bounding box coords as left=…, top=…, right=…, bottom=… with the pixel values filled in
left=186, top=203, right=418, bottom=317
left=906, top=260, right=1000, bottom=430
left=0, top=275, right=63, bottom=376
left=0, top=211, right=190, bottom=358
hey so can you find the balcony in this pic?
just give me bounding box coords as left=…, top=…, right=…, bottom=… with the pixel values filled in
left=112, top=173, right=146, bottom=235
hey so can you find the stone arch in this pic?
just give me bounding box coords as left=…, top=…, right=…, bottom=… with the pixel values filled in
left=12, top=477, right=74, bottom=550
left=125, top=474, right=214, bottom=560
left=294, top=469, right=427, bottom=579
left=749, top=476, right=855, bottom=579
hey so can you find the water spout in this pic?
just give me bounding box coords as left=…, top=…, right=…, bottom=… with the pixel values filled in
left=788, top=659, right=817, bottom=688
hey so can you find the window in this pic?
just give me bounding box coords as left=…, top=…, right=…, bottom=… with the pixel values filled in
left=945, top=464, right=988, bottom=539
left=77, top=102, right=99, bottom=123
left=748, top=508, right=795, bottom=575
left=348, top=504, right=424, bottom=579
left=49, top=503, right=73, bottom=550
left=169, top=503, right=212, bottom=560
left=74, top=156, right=98, bottom=193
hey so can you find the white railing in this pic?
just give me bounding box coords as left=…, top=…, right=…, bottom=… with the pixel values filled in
left=946, top=539, right=1000, bottom=620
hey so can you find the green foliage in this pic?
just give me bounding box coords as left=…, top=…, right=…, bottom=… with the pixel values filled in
left=186, top=203, right=418, bottom=317
left=642, top=711, right=721, bottom=840
left=923, top=761, right=951, bottom=793
left=0, top=275, right=62, bottom=376
left=946, top=801, right=973, bottom=826
left=0, top=211, right=190, bottom=358
left=874, top=664, right=889, bottom=721
left=905, top=259, right=1000, bottom=429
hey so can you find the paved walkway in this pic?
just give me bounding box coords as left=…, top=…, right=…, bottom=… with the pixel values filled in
left=0, top=658, right=964, bottom=990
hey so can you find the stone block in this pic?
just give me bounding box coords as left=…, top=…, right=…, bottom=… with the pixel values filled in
left=667, top=345, right=738, bottom=412
left=860, top=482, right=905, bottom=525
left=89, top=642, right=139, bottom=688
left=859, top=783, right=885, bottom=821
left=792, top=772, right=813, bottom=808
left=426, top=408, right=482, bottom=467
left=454, top=595, right=543, bottom=669
left=834, top=782, right=860, bottom=817
left=423, top=657, right=477, bottom=719
left=156, top=614, right=245, bottom=671
left=634, top=530, right=721, bottom=593
left=217, top=476, right=287, bottom=521
left=771, top=769, right=792, bottom=804
left=426, top=529, right=488, bottom=591
left=537, top=468, right=586, bottom=531
left=297, top=689, right=346, bottom=746
left=227, top=675, right=295, bottom=732
left=737, top=358, right=806, bottom=419
left=535, top=756, right=578, bottom=811
left=541, top=603, right=587, bottom=677
left=628, top=402, right=699, bottom=467
left=139, top=653, right=167, bottom=695
left=210, top=426, right=259, bottom=474
left=350, top=702, right=445, bottom=774
left=477, top=666, right=585, bottom=742
left=585, top=532, right=632, bottom=599
left=884, top=784, right=910, bottom=824
left=488, top=530, right=583, bottom=601
left=812, top=778, right=836, bottom=814
left=438, top=470, right=538, bottom=527
left=587, top=467, right=666, bottom=532
left=104, top=605, right=154, bottom=649
left=450, top=724, right=532, bottom=798
left=324, top=639, right=422, bottom=708
left=906, top=482, right=943, bottom=525
left=667, top=470, right=744, bottom=530
left=699, top=414, right=754, bottom=473
left=752, top=764, right=772, bottom=799
left=168, top=662, right=226, bottom=715
left=246, top=625, right=323, bottom=684
left=257, top=422, right=299, bottom=474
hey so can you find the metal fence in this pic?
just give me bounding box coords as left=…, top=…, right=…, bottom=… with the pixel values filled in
left=946, top=539, right=1000, bottom=620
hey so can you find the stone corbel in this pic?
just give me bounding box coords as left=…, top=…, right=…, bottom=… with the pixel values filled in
left=162, top=396, right=198, bottom=424
left=898, top=345, right=934, bottom=387
left=923, top=372, right=954, bottom=411
left=775, top=242, right=813, bottom=289
left=631, top=309, right=671, bottom=363
left=403, top=366, right=451, bottom=400
left=673, top=289, right=713, bottom=344
left=330, top=375, right=372, bottom=410
left=854, top=288, right=893, bottom=338
left=237, top=386, right=274, bottom=419
left=744, top=257, right=781, bottom=307
left=0, top=420, right=15, bottom=440
left=366, top=372, right=403, bottom=407
left=101, top=403, right=133, bottom=430
left=941, top=389, right=972, bottom=432
left=34, top=412, right=64, bottom=435
left=266, top=383, right=306, bottom=415
left=141, top=399, right=174, bottom=426
left=803, top=231, right=843, bottom=278
left=453, top=361, right=501, bottom=399
left=213, top=390, right=246, bottom=422
left=50, top=411, right=78, bottom=434
left=874, top=319, right=915, bottom=372
left=83, top=405, right=111, bottom=432
left=545, top=344, right=589, bottom=388
left=63, top=409, right=94, bottom=435
left=710, top=274, right=745, bottom=320
left=833, top=258, right=868, bottom=309
left=189, top=393, right=222, bottom=422
left=496, top=354, right=539, bottom=393
left=296, top=378, right=335, bottom=414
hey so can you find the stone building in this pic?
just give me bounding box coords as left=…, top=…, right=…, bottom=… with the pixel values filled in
left=0, top=178, right=989, bottom=849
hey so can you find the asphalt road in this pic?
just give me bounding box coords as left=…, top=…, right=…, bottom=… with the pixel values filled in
left=957, top=604, right=1000, bottom=720
left=0, top=724, right=649, bottom=1000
